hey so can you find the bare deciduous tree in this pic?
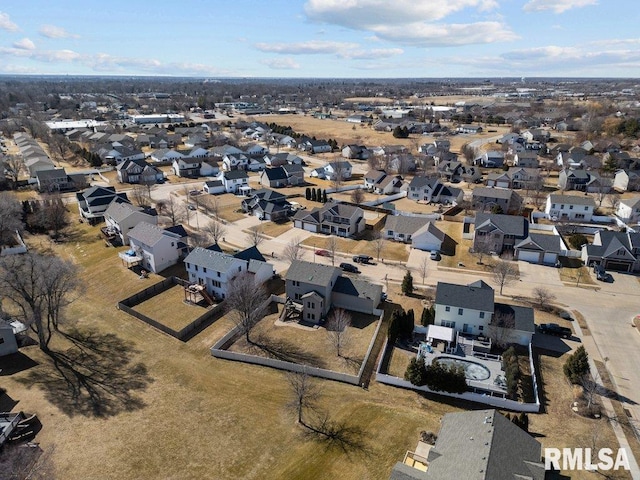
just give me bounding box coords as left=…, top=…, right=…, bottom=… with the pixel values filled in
left=492, top=260, right=518, bottom=295
left=287, top=371, right=320, bottom=425
left=30, top=195, right=69, bottom=239
left=4, top=155, right=23, bottom=185
left=607, top=192, right=621, bottom=212
left=246, top=226, right=264, bottom=247
left=350, top=188, right=365, bottom=205
left=157, top=196, right=183, bottom=226
left=418, top=256, right=429, bottom=284
left=325, top=308, right=351, bottom=358
left=131, top=184, right=151, bottom=207
left=0, top=193, right=24, bottom=245
left=488, top=310, right=515, bottom=348
left=225, top=273, right=270, bottom=344
left=532, top=287, right=556, bottom=311
left=327, top=235, right=338, bottom=266
left=202, top=220, right=227, bottom=246
left=372, top=231, right=385, bottom=261
left=0, top=253, right=78, bottom=351
left=283, top=237, right=305, bottom=264
left=472, top=240, right=492, bottom=265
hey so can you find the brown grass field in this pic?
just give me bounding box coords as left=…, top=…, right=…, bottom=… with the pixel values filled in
left=133, top=284, right=210, bottom=331
left=0, top=213, right=631, bottom=479
left=301, top=234, right=410, bottom=262
left=228, top=307, right=380, bottom=374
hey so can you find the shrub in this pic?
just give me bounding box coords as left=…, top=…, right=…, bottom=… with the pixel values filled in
left=563, top=345, right=590, bottom=384
left=404, top=357, right=427, bottom=386
left=568, top=234, right=588, bottom=250
left=424, top=361, right=467, bottom=393
left=401, top=271, right=414, bottom=296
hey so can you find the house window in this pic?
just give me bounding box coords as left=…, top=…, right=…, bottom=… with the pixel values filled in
left=295, top=293, right=301, bottom=300
left=217, top=271, right=221, bottom=277
left=195, top=265, right=198, bottom=271
left=238, top=266, right=241, bottom=272
left=203, top=267, right=207, bottom=273
left=584, top=206, right=589, bottom=211
left=442, top=320, right=456, bottom=328
left=569, top=205, right=574, bottom=210
left=479, top=312, right=485, bottom=319
left=478, top=325, right=484, bottom=331
left=186, top=263, right=190, bottom=269
left=458, top=308, right=463, bottom=315
left=445, top=306, right=450, bottom=312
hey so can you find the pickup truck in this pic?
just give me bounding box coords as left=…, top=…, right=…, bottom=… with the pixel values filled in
left=538, top=323, right=572, bottom=338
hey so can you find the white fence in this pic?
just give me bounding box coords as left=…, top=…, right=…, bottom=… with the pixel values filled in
left=0, top=231, right=27, bottom=256
left=375, top=338, right=541, bottom=413
left=363, top=191, right=407, bottom=207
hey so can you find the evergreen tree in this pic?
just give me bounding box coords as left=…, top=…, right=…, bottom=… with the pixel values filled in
left=311, top=189, right=317, bottom=202
left=401, top=271, right=414, bottom=296
left=322, top=190, right=327, bottom=203
left=316, top=188, right=322, bottom=201
left=305, top=187, right=311, bottom=200
left=563, top=345, right=590, bottom=384
left=404, top=358, right=428, bottom=386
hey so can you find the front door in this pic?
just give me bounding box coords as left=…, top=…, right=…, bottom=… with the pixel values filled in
left=463, top=324, right=471, bottom=334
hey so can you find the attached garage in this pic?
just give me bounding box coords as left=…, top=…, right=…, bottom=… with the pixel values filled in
left=517, top=249, right=542, bottom=264
left=543, top=252, right=559, bottom=265
left=604, top=260, right=632, bottom=272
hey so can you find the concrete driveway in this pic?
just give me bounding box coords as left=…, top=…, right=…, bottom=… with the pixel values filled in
left=516, top=260, right=564, bottom=288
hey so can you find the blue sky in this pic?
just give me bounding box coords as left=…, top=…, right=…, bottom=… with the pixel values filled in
left=0, top=0, right=638, bottom=77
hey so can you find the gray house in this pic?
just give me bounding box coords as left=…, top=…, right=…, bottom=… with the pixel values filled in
left=473, top=213, right=528, bottom=255
left=389, top=409, right=544, bottom=480
left=293, top=202, right=365, bottom=238
left=471, top=187, right=522, bottom=214
left=285, top=260, right=382, bottom=324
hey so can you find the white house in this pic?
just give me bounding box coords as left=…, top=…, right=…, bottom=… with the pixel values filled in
left=545, top=194, right=595, bottom=222
left=172, top=157, right=202, bottom=178
left=383, top=215, right=445, bottom=251
left=434, top=280, right=535, bottom=346
left=203, top=180, right=225, bottom=195
left=323, top=161, right=352, bottom=181
left=219, top=170, right=249, bottom=194
left=184, top=246, right=274, bottom=300
left=617, top=197, right=640, bottom=223
left=103, top=202, right=157, bottom=245
left=126, top=222, right=187, bottom=273
left=199, top=160, right=220, bottom=177
left=223, top=153, right=249, bottom=171
left=151, top=149, right=184, bottom=163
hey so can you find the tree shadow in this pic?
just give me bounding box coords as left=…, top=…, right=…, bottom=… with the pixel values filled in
left=17, top=327, right=153, bottom=418
left=250, top=333, right=327, bottom=369
left=301, top=411, right=371, bottom=458
left=0, top=389, right=19, bottom=411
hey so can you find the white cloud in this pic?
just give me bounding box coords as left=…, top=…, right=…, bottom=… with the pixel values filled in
left=304, top=0, right=498, bottom=27
left=39, top=24, right=80, bottom=39
left=255, top=40, right=359, bottom=55
left=523, top=0, right=597, bottom=13
left=372, top=21, right=518, bottom=46
left=260, top=58, right=300, bottom=70
left=338, top=48, right=403, bottom=60
left=0, top=12, right=18, bottom=31
left=13, top=38, right=36, bottom=50
left=303, top=0, right=514, bottom=47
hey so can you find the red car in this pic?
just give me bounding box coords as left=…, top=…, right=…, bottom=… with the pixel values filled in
left=315, top=249, right=331, bottom=257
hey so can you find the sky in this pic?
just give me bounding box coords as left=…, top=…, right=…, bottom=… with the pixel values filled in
left=0, top=0, right=638, bottom=78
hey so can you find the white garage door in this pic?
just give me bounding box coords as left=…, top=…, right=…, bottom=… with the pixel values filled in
left=303, top=223, right=317, bottom=232
left=518, top=250, right=540, bottom=263
left=543, top=252, right=558, bottom=265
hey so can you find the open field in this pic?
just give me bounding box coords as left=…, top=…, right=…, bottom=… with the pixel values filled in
left=133, top=283, right=211, bottom=331
left=559, top=265, right=596, bottom=286
left=250, top=219, right=293, bottom=238
left=228, top=307, right=380, bottom=374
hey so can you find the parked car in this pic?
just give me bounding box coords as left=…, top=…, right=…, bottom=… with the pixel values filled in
left=339, top=262, right=360, bottom=274
left=352, top=254, right=373, bottom=264
left=315, top=249, right=331, bottom=257
left=187, top=204, right=196, bottom=211
left=598, top=272, right=613, bottom=282
left=430, top=250, right=441, bottom=260
left=538, top=323, right=572, bottom=338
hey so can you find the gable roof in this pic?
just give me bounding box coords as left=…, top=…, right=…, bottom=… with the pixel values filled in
left=493, top=303, right=535, bottom=333
left=128, top=222, right=180, bottom=247
left=472, top=187, right=514, bottom=200
left=287, top=260, right=340, bottom=287
left=515, top=233, right=562, bottom=254
left=408, top=176, right=439, bottom=189
left=548, top=194, right=595, bottom=207
left=104, top=201, right=147, bottom=223
left=262, top=167, right=287, bottom=181
left=233, top=245, right=266, bottom=263
left=424, top=410, right=543, bottom=480
left=414, top=222, right=446, bottom=242
left=435, top=280, right=494, bottom=312
left=474, top=213, right=528, bottom=237
left=184, top=246, right=241, bottom=272
left=384, top=215, right=431, bottom=236
left=333, top=276, right=382, bottom=300
left=223, top=169, right=249, bottom=180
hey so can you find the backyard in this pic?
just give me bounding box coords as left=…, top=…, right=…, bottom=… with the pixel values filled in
left=227, top=306, right=381, bottom=374
left=301, top=233, right=410, bottom=262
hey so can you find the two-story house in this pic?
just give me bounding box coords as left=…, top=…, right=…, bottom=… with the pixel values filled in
left=282, top=164, right=305, bottom=186
left=408, top=176, right=463, bottom=204
left=476, top=151, right=504, bottom=168
left=117, top=159, right=164, bottom=184
left=260, top=167, right=288, bottom=188
left=220, top=170, right=249, bottom=194
left=473, top=213, right=528, bottom=255
left=241, top=189, right=291, bottom=221
left=341, top=144, right=369, bottom=160
left=35, top=167, right=84, bottom=192
left=125, top=222, right=187, bottom=273
left=286, top=260, right=383, bottom=324
left=545, top=194, right=595, bottom=222
left=223, top=153, right=249, bottom=171
left=364, top=170, right=387, bottom=190
left=323, top=161, right=352, bottom=181
left=172, top=157, right=202, bottom=178
left=293, top=202, right=365, bottom=238
left=103, top=201, right=158, bottom=245
left=184, top=246, right=274, bottom=300
left=613, top=169, right=640, bottom=192
left=582, top=230, right=640, bottom=272
left=76, top=186, right=130, bottom=224
left=434, top=280, right=534, bottom=345
left=471, top=187, right=522, bottom=214
left=558, top=169, right=591, bottom=191
left=486, top=167, right=540, bottom=190
left=513, top=151, right=540, bottom=168
left=617, top=197, right=640, bottom=223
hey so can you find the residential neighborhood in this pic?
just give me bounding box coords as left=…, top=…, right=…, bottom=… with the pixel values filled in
left=2, top=74, right=640, bottom=480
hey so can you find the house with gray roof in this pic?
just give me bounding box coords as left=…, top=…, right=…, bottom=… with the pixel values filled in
left=473, top=213, right=528, bottom=255
left=184, top=246, right=274, bottom=300
left=241, top=188, right=291, bottom=221
left=384, top=216, right=445, bottom=252
left=286, top=260, right=382, bottom=324
left=389, top=409, right=544, bottom=480
left=408, top=176, right=463, bottom=205
left=293, top=201, right=365, bottom=238
left=434, top=280, right=534, bottom=344
left=76, top=186, right=130, bottom=224
left=260, top=167, right=288, bottom=188
left=126, top=222, right=187, bottom=273
left=471, top=187, right=522, bottom=214
left=104, top=202, right=158, bottom=245
left=582, top=230, right=640, bottom=273
left=617, top=196, right=640, bottom=223
left=545, top=194, right=595, bottom=222
left=35, top=167, right=85, bottom=192
left=515, top=233, right=564, bottom=265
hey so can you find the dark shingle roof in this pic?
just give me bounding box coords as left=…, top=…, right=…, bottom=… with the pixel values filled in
left=424, top=410, right=543, bottom=480
left=333, top=276, right=382, bottom=300
left=548, top=194, right=595, bottom=207
left=223, top=169, right=248, bottom=180
left=472, top=187, right=514, bottom=200
left=475, top=213, right=528, bottom=237
left=515, top=233, right=562, bottom=254
left=384, top=215, right=430, bottom=236
left=184, top=247, right=240, bottom=272
left=233, top=245, right=266, bottom=262
left=435, top=281, right=494, bottom=312
left=494, top=303, right=535, bottom=333
left=287, top=260, right=340, bottom=287
left=262, top=167, right=287, bottom=180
